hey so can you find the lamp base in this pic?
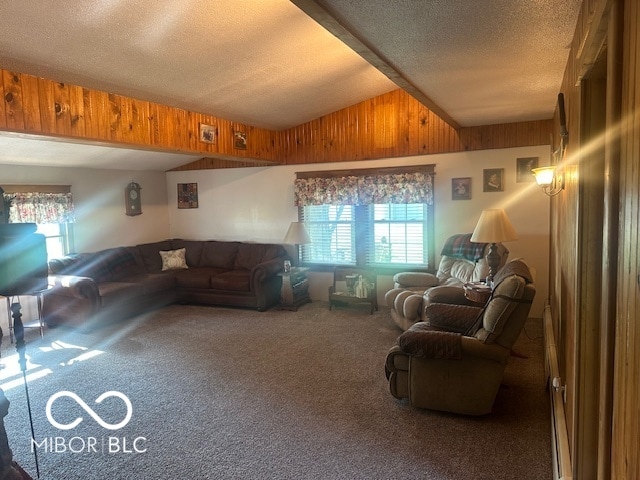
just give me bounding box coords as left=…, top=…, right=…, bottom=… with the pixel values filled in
left=485, top=242, right=501, bottom=286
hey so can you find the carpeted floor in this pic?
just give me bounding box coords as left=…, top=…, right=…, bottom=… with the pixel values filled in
left=0, top=301, right=551, bottom=480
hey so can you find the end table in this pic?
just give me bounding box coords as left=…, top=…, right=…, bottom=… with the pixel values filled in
left=279, top=267, right=311, bottom=311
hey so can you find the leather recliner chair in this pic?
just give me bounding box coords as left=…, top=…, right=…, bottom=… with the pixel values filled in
left=385, top=233, right=509, bottom=331
left=384, top=260, right=535, bottom=415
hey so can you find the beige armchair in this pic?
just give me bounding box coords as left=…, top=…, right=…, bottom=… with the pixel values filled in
left=385, top=233, right=509, bottom=331
left=384, top=260, right=535, bottom=415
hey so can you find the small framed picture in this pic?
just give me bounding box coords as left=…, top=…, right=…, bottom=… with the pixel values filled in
left=199, top=123, right=216, bottom=144
left=234, top=130, right=247, bottom=150
left=516, top=157, right=539, bottom=182
left=483, top=168, right=504, bottom=192
left=177, top=183, right=198, bottom=209
left=452, top=177, right=471, bottom=200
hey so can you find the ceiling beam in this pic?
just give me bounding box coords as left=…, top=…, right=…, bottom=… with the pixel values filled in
left=291, top=0, right=461, bottom=131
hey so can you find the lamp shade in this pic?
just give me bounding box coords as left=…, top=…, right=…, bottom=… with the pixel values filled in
left=470, top=208, right=518, bottom=243
left=531, top=166, right=556, bottom=187
left=283, top=222, right=311, bottom=245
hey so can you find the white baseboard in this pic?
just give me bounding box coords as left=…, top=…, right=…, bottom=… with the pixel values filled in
left=543, top=302, right=573, bottom=480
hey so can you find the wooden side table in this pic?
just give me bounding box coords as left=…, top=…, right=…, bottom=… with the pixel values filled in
left=279, top=268, right=311, bottom=311
left=5, top=289, right=47, bottom=343
left=328, top=267, right=378, bottom=314
left=463, top=282, right=492, bottom=305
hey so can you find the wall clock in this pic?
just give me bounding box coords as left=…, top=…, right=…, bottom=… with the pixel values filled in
left=125, top=182, right=142, bottom=216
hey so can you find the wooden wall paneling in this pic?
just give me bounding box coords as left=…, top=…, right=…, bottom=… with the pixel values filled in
left=107, top=93, right=123, bottom=143
left=428, top=109, right=438, bottom=153
left=217, top=119, right=231, bottom=155
left=21, top=73, right=42, bottom=132
left=54, top=82, right=72, bottom=137
left=2, top=71, right=25, bottom=130
left=185, top=110, right=197, bottom=152
left=614, top=0, right=640, bottom=476
left=94, top=89, right=112, bottom=141
left=118, top=95, right=135, bottom=144
left=1, top=67, right=550, bottom=169
left=405, top=93, right=418, bottom=153
left=0, top=73, right=5, bottom=129
left=612, top=0, right=639, bottom=477
left=169, top=106, right=185, bottom=149
left=0, top=67, right=282, bottom=165
left=37, top=77, right=57, bottom=134
left=68, top=84, right=85, bottom=137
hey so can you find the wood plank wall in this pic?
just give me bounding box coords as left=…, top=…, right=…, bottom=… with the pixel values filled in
left=613, top=0, right=640, bottom=477
left=274, top=89, right=551, bottom=165
left=1, top=68, right=552, bottom=171
left=0, top=69, right=280, bottom=166
left=550, top=0, right=640, bottom=478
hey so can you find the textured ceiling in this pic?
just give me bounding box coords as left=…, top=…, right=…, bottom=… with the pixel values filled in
left=0, top=0, right=582, bottom=171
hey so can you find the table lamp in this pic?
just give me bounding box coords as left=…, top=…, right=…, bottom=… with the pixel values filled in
left=283, top=222, right=311, bottom=266
left=470, top=208, right=518, bottom=285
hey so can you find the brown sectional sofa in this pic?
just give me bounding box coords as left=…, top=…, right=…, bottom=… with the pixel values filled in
left=43, top=239, right=289, bottom=328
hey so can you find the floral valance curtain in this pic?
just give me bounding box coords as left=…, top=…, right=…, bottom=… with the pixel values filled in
left=4, top=192, right=75, bottom=224
left=294, top=171, right=433, bottom=206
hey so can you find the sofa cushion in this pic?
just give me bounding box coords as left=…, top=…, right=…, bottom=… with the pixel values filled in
left=160, top=248, right=188, bottom=271
left=121, top=273, right=177, bottom=294
left=234, top=243, right=285, bottom=270
left=211, top=270, right=251, bottom=292
left=174, top=267, right=225, bottom=289
left=98, top=282, right=144, bottom=307
left=170, top=239, right=205, bottom=266
left=75, top=252, right=113, bottom=283
left=136, top=241, right=173, bottom=272
left=200, top=241, right=239, bottom=269
left=425, top=302, right=482, bottom=334
left=106, top=247, right=144, bottom=280
left=48, top=254, right=82, bottom=275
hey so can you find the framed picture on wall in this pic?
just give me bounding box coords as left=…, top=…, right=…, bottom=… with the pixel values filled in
left=199, top=123, right=216, bottom=144
left=177, top=183, right=198, bottom=209
left=483, top=168, right=504, bottom=192
left=452, top=177, right=471, bottom=200
left=516, top=157, right=539, bottom=182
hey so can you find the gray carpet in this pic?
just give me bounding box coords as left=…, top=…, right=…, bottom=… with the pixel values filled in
left=0, top=301, right=551, bottom=480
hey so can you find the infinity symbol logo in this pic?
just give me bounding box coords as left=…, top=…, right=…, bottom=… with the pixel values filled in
left=46, top=391, right=133, bottom=431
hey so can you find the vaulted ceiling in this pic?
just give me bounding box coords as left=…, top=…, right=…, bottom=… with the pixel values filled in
left=0, top=0, right=582, bottom=171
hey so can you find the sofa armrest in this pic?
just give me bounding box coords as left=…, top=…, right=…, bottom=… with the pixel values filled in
left=43, top=274, right=101, bottom=327
left=47, top=274, right=100, bottom=300
left=250, top=258, right=284, bottom=287
left=424, top=285, right=472, bottom=305
left=393, top=271, right=439, bottom=289
left=250, top=258, right=285, bottom=310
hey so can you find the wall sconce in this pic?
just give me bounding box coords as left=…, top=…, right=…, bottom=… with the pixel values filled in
left=531, top=166, right=565, bottom=196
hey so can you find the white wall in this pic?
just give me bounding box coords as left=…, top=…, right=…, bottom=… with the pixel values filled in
left=1, top=164, right=170, bottom=252
left=167, top=145, right=551, bottom=317
left=0, top=145, right=551, bottom=323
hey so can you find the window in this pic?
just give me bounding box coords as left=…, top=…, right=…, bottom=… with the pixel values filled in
left=369, top=203, right=427, bottom=265
left=301, top=205, right=355, bottom=264
left=36, top=223, right=74, bottom=261
left=294, top=165, right=435, bottom=269
left=2, top=186, right=75, bottom=261
left=301, top=202, right=430, bottom=268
